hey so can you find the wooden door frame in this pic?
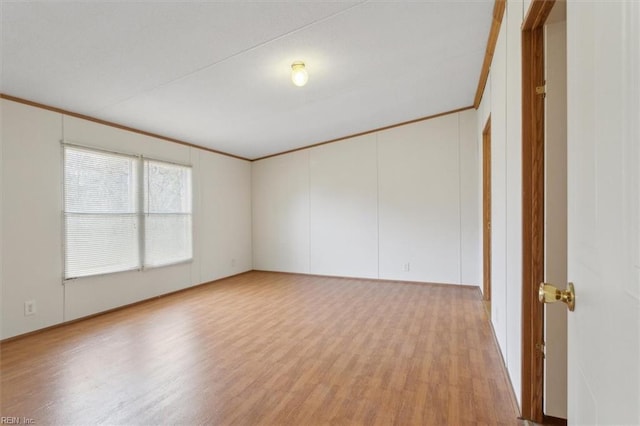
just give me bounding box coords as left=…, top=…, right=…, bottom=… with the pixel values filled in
left=521, top=0, right=556, bottom=423
left=483, top=117, right=492, bottom=304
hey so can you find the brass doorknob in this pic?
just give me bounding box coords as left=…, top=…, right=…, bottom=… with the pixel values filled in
left=538, top=282, right=575, bottom=312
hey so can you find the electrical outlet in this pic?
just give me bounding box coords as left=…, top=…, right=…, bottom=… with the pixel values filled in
left=403, top=262, right=411, bottom=272
left=24, top=300, right=36, bottom=316
left=231, top=258, right=236, bottom=267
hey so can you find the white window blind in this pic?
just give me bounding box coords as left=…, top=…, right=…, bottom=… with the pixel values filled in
left=64, top=145, right=193, bottom=280
left=143, top=160, right=192, bottom=267
left=64, top=146, right=140, bottom=279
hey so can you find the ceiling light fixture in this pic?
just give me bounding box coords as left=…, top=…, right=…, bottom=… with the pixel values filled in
left=291, top=61, right=308, bottom=87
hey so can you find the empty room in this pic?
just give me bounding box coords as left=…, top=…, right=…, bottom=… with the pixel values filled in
left=1, top=0, right=638, bottom=425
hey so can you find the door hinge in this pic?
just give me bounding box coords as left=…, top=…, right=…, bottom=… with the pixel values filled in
left=536, top=84, right=546, bottom=97
left=536, top=341, right=546, bottom=359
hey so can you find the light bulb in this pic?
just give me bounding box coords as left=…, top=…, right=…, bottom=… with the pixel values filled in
left=291, top=61, right=308, bottom=87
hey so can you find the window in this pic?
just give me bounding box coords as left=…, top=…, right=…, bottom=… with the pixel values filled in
left=143, top=159, right=192, bottom=267
left=63, top=145, right=192, bottom=279
left=64, top=147, right=140, bottom=278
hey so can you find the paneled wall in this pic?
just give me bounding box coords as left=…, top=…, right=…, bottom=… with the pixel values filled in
left=309, top=135, right=379, bottom=279
left=253, top=109, right=480, bottom=285
left=377, top=115, right=462, bottom=284
left=252, top=150, right=311, bottom=274
left=2, top=100, right=481, bottom=340
left=0, top=99, right=3, bottom=338
left=477, top=0, right=525, bottom=408
left=1, top=99, right=252, bottom=339
left=2, top=102, right=65, bottom=338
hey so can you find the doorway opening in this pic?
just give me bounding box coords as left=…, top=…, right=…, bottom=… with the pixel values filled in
left=521, top=0, right=568, bottom=423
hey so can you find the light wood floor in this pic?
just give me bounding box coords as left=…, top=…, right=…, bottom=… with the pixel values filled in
left=1, top=271, right=520, bottom=425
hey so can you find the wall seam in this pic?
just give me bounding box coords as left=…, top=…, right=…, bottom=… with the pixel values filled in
left=249, top=161, right=254, bottom=271
left=503, top=4, right=510, bottom=369
left=194, top=148, right=200, bottom=285
left=458, top=113, right=463, bottom=285
left=376, top=134, right=380, bottom=279
left=308, top=150, right=312, bottom=274
left=250, top=163, right=256, bottom=270
left=61, top=113, right=67, bottom=323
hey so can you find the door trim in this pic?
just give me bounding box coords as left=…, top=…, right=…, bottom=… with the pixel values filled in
left=521, top=0, right=556, bottom=423
left=483, top=117, right=492, bottom=305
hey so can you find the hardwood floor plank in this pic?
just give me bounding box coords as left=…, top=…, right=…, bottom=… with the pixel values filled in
left=1, top=271, right=521, bottom=425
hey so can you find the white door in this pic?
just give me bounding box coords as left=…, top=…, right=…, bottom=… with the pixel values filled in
left=566, top=1, right=640, bottom=424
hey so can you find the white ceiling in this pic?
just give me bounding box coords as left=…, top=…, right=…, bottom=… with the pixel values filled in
left=1, top=1, right=492, bottom=160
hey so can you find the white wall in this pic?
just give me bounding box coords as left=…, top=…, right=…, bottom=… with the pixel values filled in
left=2, top=101, right=480, bottom=340
left=459, top=110, right=482, bottom=285
left=1, top=99, right=252, bottom=339
left=504, top=0, right=524, bottom=408
left=378, top=114, right=461, bottom=284
left=252, top=150, right=310, bottom=273
left=477, top=0, right=524, bottom=409
left=0, top=98, right=3, bottom=338
left=309, top=135, right=378, bottom=279
left=2, top=101, right=65, bottom=337
left=489, top=15, right=508, bottom=356
left=199, top=151, right=252, bottom=281
left=253, top=109, right=480, bottom=285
